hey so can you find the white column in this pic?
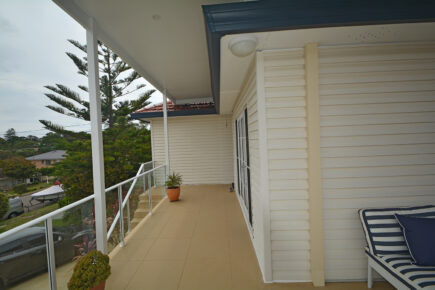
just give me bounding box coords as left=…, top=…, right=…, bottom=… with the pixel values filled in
left=163, top=90, right=170, bottom=176
left=86, top=18, right=107, bottom=254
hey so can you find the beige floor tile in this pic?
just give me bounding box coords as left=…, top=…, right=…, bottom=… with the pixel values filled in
left=159, top=212, right=197, bottom=238
left=193, top=216, right=227, bottom=238
left=111, top=238, right=155, bottom=262
left=145, top=238, right=190, bottom=260
left=265, top=281, right=394, bottom=290
left=187, top=235, right=230, bottom=260
left=106, top=260, right=142, bottom=290
left=125, top=260, right=185, bottom=290
left=178, top=258, right=231, bottom=290
left=129, top=215, right=168, bottom=240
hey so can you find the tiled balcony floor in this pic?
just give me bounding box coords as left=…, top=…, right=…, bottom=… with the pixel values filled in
left=107, top=185, right=393, bottom=290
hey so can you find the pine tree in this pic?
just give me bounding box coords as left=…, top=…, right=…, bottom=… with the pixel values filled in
left=40, top=39, right=154, bottom=137
left=4, top=128, right=16, bottom=142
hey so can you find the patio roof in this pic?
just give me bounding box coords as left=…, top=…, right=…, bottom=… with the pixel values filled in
left=54, top=0, right=435, bottom=114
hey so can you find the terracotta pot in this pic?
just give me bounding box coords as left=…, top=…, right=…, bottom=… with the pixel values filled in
left=167, top=187, right=180, bottom=201
left=91, top=280, right=106, bottom=290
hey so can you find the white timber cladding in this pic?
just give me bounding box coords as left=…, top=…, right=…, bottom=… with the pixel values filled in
left=232, top=59, right=267, bottom=277
left=150, top=115, right=233, bottom=184
left=262, top=49, right=311, bottom=281
left=318, top=42, right=435, bottom=281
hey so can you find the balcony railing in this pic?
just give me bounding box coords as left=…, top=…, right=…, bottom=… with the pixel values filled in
left=0, top=161, right=166, bottom=290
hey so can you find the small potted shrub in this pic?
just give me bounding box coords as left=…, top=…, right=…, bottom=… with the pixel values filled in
left=166, top=172, right=182, bottom=202
left=68, top=250, right=111, bottom=290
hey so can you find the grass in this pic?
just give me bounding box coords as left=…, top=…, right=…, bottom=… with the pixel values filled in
left=0, top=203, right=59, bottom=233
left=8, top=182, right=52, bottom=196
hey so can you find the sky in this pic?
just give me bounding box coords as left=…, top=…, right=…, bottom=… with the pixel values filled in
left=0, top=0, right=162, bottom=138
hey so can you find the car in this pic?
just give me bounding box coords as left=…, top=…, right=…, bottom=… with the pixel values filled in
left=2, top=197, right=24, bottom=220
left=0, top=226, right=94, bottom=288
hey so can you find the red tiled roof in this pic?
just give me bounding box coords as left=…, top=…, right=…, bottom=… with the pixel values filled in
left=135, top=101, right=215, bottom=113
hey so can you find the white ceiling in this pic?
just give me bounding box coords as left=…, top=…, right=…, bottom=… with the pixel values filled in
left=54, top=0, right=237, bottom=102
left=220, top=22, right=435, bottom=114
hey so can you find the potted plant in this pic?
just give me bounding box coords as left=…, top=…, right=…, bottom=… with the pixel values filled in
left=166, top=172, right=182, bottom=202
left=68, top=250, right=111, bottom=290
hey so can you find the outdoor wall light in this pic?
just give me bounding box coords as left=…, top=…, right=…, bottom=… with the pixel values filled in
left=228, top=36, right=258, bottom=57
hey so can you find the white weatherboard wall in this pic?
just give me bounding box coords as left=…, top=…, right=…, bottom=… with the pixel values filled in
left=319, top=43, right=435, bottom=280
left=232, top=60, right=267, bottom=277
left=262, top=49, right=311, bottom=281
left=150, top=115, right=233, bottom=184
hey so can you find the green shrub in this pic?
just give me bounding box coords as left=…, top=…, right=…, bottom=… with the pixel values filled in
left=68, top=250, right=111, bottom=290
left=12, top=184, right=28, bottom=194
left=165, top=172, right=182, bottom=188
left=0, top=194, right=9, bottom=218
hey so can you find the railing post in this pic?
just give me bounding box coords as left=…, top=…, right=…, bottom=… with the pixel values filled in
left=148, top=173, right=153, bottom=215
left=163, top=92, right=170, bottom=176
left=151, top=166, right=155, bottom=188
left=45, top=217, right=57, bottom=290
left=126, top=195, right=131, bottom=234
left=118, top=186, right=125, bottom=247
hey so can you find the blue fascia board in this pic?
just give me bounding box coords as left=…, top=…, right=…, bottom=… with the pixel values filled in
left=202, top=0, right=435, bottom=114
left=130, top=107, right=217, bottom=120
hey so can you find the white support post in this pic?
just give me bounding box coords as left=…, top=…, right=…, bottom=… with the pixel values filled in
left=368, top=261, right=373, bottom=288
left=148, top=173, right=153, bottom=215
left=86, top=18, right=107, bottom=254
left=163, top=90, right=170, bottom=176
left=45, top=217, right=57, bottom=290
left=118, top=186, right=125, bottom=247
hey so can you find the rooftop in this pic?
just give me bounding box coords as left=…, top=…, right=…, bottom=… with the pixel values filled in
left=25, top=150, right=66, bottom=161
left=131, top=102, right=216, bottom=119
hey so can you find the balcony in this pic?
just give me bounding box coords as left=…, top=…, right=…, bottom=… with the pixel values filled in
left=106, top=185, right=394, bottom=290
left=1, top=174, right=394, bottom=290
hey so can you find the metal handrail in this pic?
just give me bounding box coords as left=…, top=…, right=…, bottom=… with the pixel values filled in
left=106, top=162, right=164, bottom=244
left=0, top=161, right=163, bottom=290
left=105, top=164, right=164, bottom=192
left=106, top=162, right=145, bottom=240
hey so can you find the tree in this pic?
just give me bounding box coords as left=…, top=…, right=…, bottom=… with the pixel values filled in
left=0, top=193, right=8, bottom=218
left=0, top=157, right=37, bottom=180
left=55, top=119, right=151, bottom=202
left=40, top=39, right=154, bottom=137
left=4, top=128, right=16, bottom=142
left=38, top=132, right=67, bottom=153
left=39, top=166, right=55, bottom=177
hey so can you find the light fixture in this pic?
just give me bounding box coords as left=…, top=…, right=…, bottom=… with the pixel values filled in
left=228, top=36, right=258, bottom=57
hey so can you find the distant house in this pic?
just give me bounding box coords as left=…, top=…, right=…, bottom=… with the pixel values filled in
left=26, top=150, right=66, bottom=169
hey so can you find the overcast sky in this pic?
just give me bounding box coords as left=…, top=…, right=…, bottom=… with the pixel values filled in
left=0, top=0, right=162, bottom=138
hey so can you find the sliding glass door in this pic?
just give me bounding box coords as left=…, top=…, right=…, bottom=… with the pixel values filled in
left=235, top=108, right=252, bottom=225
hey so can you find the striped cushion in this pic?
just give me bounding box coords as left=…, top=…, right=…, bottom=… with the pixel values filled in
left=367, top=250, right=435, bottom=289
left=359, top=205, right=435, bottom=256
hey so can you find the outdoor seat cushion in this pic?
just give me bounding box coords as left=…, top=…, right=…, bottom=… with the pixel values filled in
left=359, top=205, right=435, bottom=256
left=395, top=214, right=435, bottom=266
left=366, top=249, right=435, bottom=289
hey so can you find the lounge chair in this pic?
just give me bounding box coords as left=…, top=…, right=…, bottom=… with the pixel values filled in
left=359, top=205, right=435, bottom=289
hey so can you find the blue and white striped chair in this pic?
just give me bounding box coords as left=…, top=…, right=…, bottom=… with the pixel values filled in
left=359, top=205, right=435, bottom=289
